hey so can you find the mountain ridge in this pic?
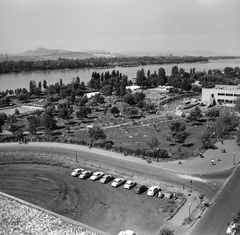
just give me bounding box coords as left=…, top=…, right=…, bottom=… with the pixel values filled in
left=0, top=47, right=235, bottom=62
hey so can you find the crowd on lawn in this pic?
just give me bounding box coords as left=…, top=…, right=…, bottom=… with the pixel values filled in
left=0, top=194, right=98, bottom=235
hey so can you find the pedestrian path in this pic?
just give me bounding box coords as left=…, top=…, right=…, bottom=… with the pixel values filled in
left=0, top=138, right=239, bottom=174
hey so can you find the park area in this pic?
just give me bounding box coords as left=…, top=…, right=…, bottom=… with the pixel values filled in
left=0, top=93, right=238, bottom=163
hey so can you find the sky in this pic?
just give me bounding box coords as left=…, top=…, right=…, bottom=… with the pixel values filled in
left=0, top=0, right=240, bottom=55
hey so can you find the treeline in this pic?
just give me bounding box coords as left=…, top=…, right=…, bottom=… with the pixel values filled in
left=134, top=65, right=240, bottom=90
left=0, top=56, right=210, bottom=74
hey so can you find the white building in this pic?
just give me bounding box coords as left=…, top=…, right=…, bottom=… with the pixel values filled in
left=84, top=92, right=100, bottom=99
left=126, top=85, right=140, bottom=91
left=202, top=85, right=240, bottom=106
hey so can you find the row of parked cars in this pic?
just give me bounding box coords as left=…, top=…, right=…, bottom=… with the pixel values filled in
left=71, top=168, right=176, bottom=199
left=71, top=168, right=149, bottom=194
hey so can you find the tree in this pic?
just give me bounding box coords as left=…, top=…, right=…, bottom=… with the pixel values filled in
left=120, top=75, right=128, bottom=97
left=58, top=107, right=70, bottom=120
left=234, top=97, right=240, bottom=112
left=43, top=80, right=47, bottom=89
left=158, top=67, right=166, bottom=85
left=93, top=93, right=105, bottom=104
left=110, top=106, right=120, bottom=117
left=169, top=120, right=187, bottom=143
left=147, top=137, right=159, bottom=150
left=76, top=106, right=91, bottom=119
left=88, top=126, right=107, bottom=144
left=200, top=128, right=211, bottom=149
left=205, top=108, right=220, bottom=119
left=133, top=92, right=146, bottom=104
left=135, top=69, right=146, bottom=88
left=212, top=109, right=238, bottom=138
left=158, top=228, right=174, bottom=235
left=8, top=123, right=24, bottom=141
left=171, top=66, right=178, bottom=76
left=41, top=112, right=56, bottom=132
left=181, top=77, right=192, bottom=91
left=14, top=109, right=20, bottom=116
left=122, top=93, right=135, bottom=105
left=0, top=113, right=7, bottom=133
left=27, top=115, right=41, bottom=136
left=188, top=106, right=202, bottom=121
left=125, top=107, right=138, bottom=117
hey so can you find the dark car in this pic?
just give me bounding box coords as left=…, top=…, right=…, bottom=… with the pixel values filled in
left=135, top=185, right=148, bottom=194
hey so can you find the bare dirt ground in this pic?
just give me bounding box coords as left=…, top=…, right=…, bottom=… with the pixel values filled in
left=0, top=164, right=172, bottom=235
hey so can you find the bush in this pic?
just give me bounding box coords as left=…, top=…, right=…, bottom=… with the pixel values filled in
left=105, top=142, right=112, bottom=149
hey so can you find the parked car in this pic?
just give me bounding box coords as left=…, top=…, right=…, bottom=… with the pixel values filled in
left=118, top=230, right=136, bottom=235
left=124, top=180, right=137, bottom=189
left=90, top=172, right=105, bottom=181
left=135, top=185, right=148, bottom=194
left=147, top=186, right=161, bottom=197
left=71, top=168, right=84, bottom=177
left=100, top=175, right=114, bottom=184
left=226, top=222, right=237, bottom=235
left=79, top=171, right=93, bottom=179
left=156, top=192, right=165, bottom=198
left=111, top=178, right=126, bottom=188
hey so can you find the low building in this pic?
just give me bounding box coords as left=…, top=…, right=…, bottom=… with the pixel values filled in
left=126, top=85, right=140, bottom=91
left=202, top=85, right=240, bottom=106
left=157, top=85, right=173, bottom=93
left=84, top=92, right=100, bottom=99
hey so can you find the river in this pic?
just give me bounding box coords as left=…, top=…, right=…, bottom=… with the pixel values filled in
left=0, top=59, right=239, bottom=91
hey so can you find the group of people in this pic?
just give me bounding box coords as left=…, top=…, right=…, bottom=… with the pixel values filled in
left=211, top=156, right=221, bottom=165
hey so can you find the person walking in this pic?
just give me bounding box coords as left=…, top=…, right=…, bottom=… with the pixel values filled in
left=211, top=159, right=215, bottom=165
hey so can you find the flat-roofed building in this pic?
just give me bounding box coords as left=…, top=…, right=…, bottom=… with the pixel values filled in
left=202, top=84, right=240, bottom=106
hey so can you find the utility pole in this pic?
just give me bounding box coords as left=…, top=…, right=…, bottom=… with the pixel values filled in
left=189, top=203, right=191, bottom=220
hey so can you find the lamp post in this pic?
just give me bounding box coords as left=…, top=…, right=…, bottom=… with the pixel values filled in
left=233, top=152, right=236, bottom=165
left=189, top=203, right=191, bottom=220
left=75, top=149, right=77, bottom=162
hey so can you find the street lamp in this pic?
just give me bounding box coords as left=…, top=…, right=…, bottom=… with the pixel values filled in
left=233, top=152, right=236, bottom=165
left=75, top=149, right=77, bottom=162
left=189, top=203, right=191, bottom=220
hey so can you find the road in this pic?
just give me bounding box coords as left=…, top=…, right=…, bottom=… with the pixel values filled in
left=191, top=166, right=240, bottom=235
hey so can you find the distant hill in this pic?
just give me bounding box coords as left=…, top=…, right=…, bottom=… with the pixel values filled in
left=121, top=50, right=225, bottom=57
left=21, top=47, right=73, bottom=56
left=0, top=48, right=233, bottom=62
left=0, top=47, right=124, bottom=61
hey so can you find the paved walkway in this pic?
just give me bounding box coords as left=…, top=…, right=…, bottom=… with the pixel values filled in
left=1, top=138, right=239, bottom=174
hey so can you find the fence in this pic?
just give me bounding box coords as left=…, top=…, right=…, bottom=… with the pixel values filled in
left=0, top=149, right=134, bottom=178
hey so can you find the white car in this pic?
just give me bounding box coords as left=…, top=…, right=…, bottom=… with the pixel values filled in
left=90, top=172, right=105, bottom=181
left=111, top=178, right=126, bottom=188
left=124, top=180, right=137, bottom=189
left=79, top=170, right=93, bottom=179
left=118, top=230, right=136, bottom=235
left=100, top=175, right=114, bottom=184
left=147, top=186, right=161, bottom=197
left=227, top=222, right=237, bottom=235
left=71, top=168, right=84, bottom=177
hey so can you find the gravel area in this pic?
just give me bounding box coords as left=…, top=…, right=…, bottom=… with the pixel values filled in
left=0, top=194, right=98, bottom=235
